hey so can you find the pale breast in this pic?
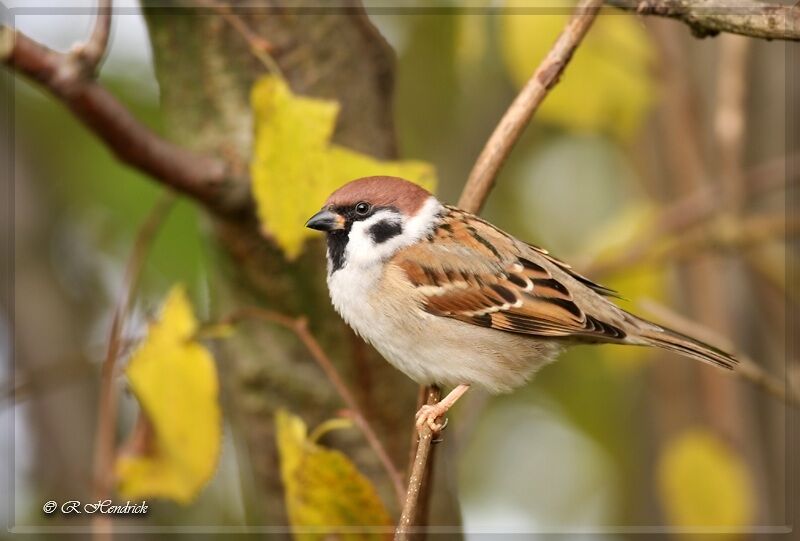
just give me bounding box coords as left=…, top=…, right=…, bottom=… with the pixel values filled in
left=328, top=260, right=562, bottom=393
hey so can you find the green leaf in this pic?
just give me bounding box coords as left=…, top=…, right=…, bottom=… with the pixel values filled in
left=276, top=409, right=392, bottom=540
left=501, top=6, right=655, bottom=140
left=250, top=76, right=437, bottom=259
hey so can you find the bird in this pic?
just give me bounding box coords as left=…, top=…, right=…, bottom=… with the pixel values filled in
left=305, top=176, right=737, bottom=432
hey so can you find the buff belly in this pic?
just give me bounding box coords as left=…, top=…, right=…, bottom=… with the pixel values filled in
left=328, top=262, right=562, bottom=393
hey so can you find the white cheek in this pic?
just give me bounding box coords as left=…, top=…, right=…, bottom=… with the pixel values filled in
left=345, top=223, right=376, bottom=266
left=342, top=197, right=443, bottom=269
left=345, top=213, right=401, bottom=267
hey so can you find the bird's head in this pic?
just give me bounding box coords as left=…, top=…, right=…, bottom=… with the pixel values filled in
left=305, top=176, right=442, bottom=273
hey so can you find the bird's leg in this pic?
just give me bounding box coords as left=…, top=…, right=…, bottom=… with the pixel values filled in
left=415, top=384, right=470, bottom=434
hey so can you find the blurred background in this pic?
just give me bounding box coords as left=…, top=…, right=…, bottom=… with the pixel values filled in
left=2, top=1, right=796, bottom=538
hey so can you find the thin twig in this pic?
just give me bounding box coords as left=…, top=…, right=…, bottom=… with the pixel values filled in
left=583, top=155, right=797, bottom=278
left=91, top=193, right=176, bottom=539
left=221, top=306, right=406, bottom=506
left=458, top=0, right=603, bottom=213
left=196, top=0, right=284, bottom=76
left=639, top=298, right=799, bottom=407
left=607, top=0, right=800, bottom=41
left=395, top=386, right=441, bottom=541
left=1, top=26, right=239, bottom=212
left=625, top=212, right=799, bottom=269
left=75, top=0, right=112, bottom=76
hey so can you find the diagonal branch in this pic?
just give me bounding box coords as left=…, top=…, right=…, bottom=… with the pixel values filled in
left=607, top=0, right=800, bottom=41
left=459, top=0, right=604, bottom=213
left=1, top=25, right=242, bottom=213
left=220, top=307, right=406, bottom=507
left=582, top=154, right=797, bottom=278
left=639, top=298, right=800, bottom=406
left=195, top=0, right=282, bottom=75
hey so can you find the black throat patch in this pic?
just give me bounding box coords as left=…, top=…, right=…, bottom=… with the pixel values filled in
left=327, top=229, right=349, bottom=273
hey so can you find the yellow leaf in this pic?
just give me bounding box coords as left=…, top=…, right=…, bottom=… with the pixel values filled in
left=250, top=76, right=438, bottom=259
left=501, top=5, right=654, bottom=140
left=276, top=409, right=391, bottom=540
left=115, top=285, right=220, bottom=504
left=657, top=429, right=754, bottom=529
left=581, top=203, right=668, bottom=372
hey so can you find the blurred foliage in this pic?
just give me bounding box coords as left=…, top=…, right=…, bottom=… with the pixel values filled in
left=455, top=14, right=489, bottom=74
left=501, top=6, right=655, bottom=140
left=116, top=285, right=220, bottom=504
left=275, top=409, right=391, bottom=540
left=581, top=203, right=669, bottom=372
left=459, top=398, right=618, bottom=528
left=490, top=135, right=638, bottom=252
left=529, top=345, right=646, bottom=524
left=11, top=6, right=783, bottom=533
left=657, top=429, right=754, bottom=529
left=250, top=75, right=437, bottom=259
left=14, top=79, right=207, bottom=300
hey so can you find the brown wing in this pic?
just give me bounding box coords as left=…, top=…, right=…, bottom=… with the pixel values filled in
left=390, top=207, right=627, bottom=342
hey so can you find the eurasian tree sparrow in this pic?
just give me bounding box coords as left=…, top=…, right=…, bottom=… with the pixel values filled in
left=305, top=176, right=737, bottom=432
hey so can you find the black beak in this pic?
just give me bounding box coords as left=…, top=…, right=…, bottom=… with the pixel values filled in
left=305, top=209, right=345, bottom=232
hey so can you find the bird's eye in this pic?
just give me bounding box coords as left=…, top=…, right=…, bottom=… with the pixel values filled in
left=355, top=202, right=371, bottom=215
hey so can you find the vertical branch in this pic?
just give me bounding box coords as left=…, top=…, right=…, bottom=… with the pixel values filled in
left=395, top=386, right=441, bottom=541
left=701, top=32, right=751, bottom=439
left=714, top=34, right=751, bottom=215
left=397, top=1, right=603, bottom=537
left=651, top=19, right=771, bottom=520
left=76, top=0, right=112, bottom=76
left=91, top=194, right=175, bottom=539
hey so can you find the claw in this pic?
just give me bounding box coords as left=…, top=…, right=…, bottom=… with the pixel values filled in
left=415, top=404, right=448, bottom=434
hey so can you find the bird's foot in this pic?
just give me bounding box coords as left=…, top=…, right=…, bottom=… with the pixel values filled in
left=415, top=403, right=450, bottom=434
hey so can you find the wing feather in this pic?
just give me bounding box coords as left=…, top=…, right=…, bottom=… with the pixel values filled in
left=390, top=208, right=627, bottom=343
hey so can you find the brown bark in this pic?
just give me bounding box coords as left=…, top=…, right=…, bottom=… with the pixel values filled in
left=608, top=0, right=800, bottom=41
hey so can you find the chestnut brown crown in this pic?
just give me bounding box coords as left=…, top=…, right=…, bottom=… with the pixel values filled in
left=325, top=176, right=432, bottom=215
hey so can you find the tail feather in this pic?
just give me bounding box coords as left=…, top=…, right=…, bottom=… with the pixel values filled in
left=637, top=325, right=738, bottom=370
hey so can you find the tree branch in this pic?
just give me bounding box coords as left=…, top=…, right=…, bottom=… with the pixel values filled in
left=1, top=25, right=241, bottom=213
left=582, top=154, right=797, bottom=278
left=607, top=0, right=800, bottom=40
left=395, top=386, right=441, bottom=541
left=75, top=0, right=112, bottom=75
left=459, top=0, right=603, bottom=213
left=639, top=298, right=800, bottom=406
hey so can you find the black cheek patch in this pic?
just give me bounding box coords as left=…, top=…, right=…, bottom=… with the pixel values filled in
left=368, top=220, right=403, bottom=244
